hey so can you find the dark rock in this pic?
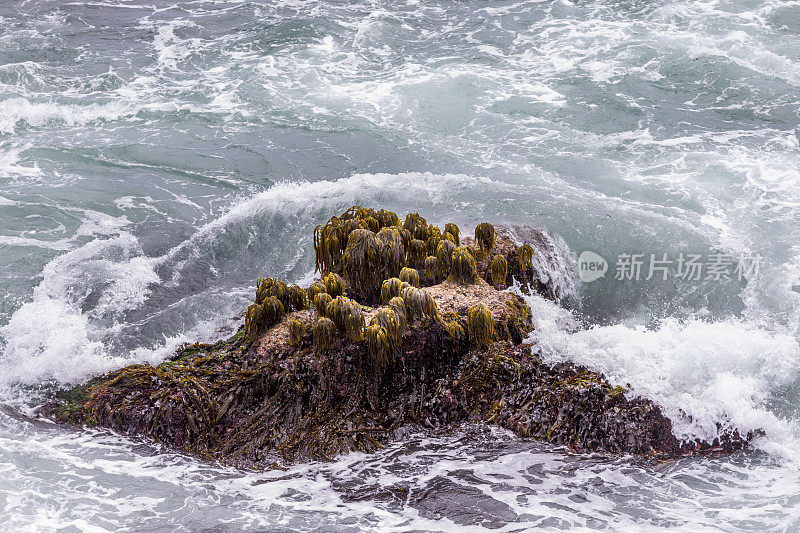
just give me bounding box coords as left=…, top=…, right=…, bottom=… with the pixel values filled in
left=36, top=208, right=749, bottom=468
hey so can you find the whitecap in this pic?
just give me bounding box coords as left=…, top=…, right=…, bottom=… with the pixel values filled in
left=523, top=290, right=800, bottom=459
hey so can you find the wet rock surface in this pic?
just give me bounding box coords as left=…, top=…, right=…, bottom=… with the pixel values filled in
left=37, top=207, right=748, bottom=467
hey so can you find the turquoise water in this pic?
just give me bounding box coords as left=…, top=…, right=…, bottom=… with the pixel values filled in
left=1, top=0, right=800, bottom=530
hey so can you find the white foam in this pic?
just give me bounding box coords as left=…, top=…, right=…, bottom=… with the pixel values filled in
left=0, top=207, right=165, bottom=389
left=0, top=235, right=71, bottom=250
left=524, top=291, right=800, bottom=453
left=0, top=97, right=141, bottom=134
left=0, top=144, right=40, bottom=178
left=741, top=245, right=800, bottom=342
left=726, top=149, right=800, bottom=214
left=148, top=20, right=200, bottom=73
left=0, top=296, right=122, bottom=388
left=0, top=230, right=162, bottom=388
left=652, top=5, right=800, bottom=87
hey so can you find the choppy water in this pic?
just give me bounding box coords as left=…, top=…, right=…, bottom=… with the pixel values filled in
left=1, top=0, right=800, bottom=530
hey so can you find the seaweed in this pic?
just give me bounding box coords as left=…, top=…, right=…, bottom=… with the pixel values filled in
left=426, top=226, right=442, bottom=255
left=313, top=317, right=336, bottom=351
left=365, top=324, right=390, bottom=375
left=322, top=272, right=345, bottom=298
left=367, top=305, right=405, bottom=375
left=424, top=255, right=439, bottom=283
left=288, top=284, right=307, bottom=311
left=269, top=280, right=290, bottom=309
left=488, top=254, right=508, bottom=289
left=380, top=277, right=403, bottom=303
left=244, top=296, right=284, bottom=343
left=377, top=226, right=404, bottom=279
left=387, top=296, right=407, bottom=327
left=343, top=229, right=384, bottom=301
left=307, top=281, right=328, bottom=302
left=255, top=277, right=275, bottom=305
left=376, top=208, right=400, bottom=228
left=288, top=319, right=305, bottom=346
left=408, top=239, right=427, bottom=269
left=398, top=267, right=420, bottom=288
left=467, top=303, right=494, bottom=349
left=326, top=296, right=365, bottom=341
left=400, top=286, right=438, bottom=323
left=443, top=222, right=460, bottom=245
left=445, top=320, right=465, bottom=341
left=403, top=212, right=427, bottom=240
left=475, top=222, right=496, bottom=252
left=436, top=239, right=456, bottom=278
left=449, top=246, right=478, bottom=284
left=313, top=292, right=333, bottom=316
left=517, top=243, right=533, bottom=270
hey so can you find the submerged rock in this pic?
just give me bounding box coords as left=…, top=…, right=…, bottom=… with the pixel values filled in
left=37, top=207, right=748, bottom=467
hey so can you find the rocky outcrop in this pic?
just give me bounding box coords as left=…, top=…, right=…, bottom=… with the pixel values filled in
left=37, top=207, right=747, bottom=467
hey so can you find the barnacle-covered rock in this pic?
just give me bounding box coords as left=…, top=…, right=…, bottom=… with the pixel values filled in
left=39, top=206, right=750, bottom=470
left=465, top=226, right=572, bottom=304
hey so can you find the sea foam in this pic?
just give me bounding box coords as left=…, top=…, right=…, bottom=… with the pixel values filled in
left=523, top=290, right=800, bottom=455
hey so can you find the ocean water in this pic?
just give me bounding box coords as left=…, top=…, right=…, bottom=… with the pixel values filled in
left=1, top=0, right=799, bottom=530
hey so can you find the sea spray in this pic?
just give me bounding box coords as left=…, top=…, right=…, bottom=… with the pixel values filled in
left=522, top=288, right=800, bottom=458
